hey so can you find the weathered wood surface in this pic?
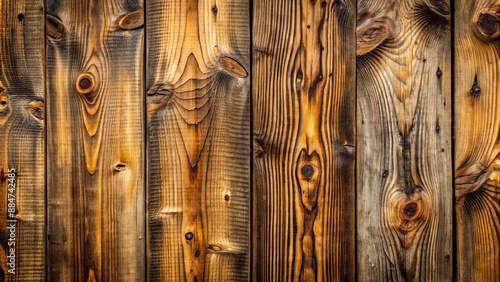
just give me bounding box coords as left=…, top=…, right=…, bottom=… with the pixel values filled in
left=454, top=0, right=500, bottom=280
left=45, top=0, right=145, bottom=280
left=0, top=0, right=45, bottom=280
left=252, top=0, right=356, bottom=280
left=356, top=0, right=453, bottom=280
left=146, top=0, right=250, bottom=281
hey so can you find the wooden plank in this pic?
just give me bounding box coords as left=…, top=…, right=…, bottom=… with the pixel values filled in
left=45, top=0, right=145, bottom=280
left=356, top=0, right=453, bottom=280
left=252, top=0, right=356, bottom=280
left=0, top=0, right=45, bottom=280
left=146, top=0, right=250, bottom=281
left=454, top=0, right=500, bottom=280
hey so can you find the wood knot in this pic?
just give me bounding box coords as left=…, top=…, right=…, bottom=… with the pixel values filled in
left=0, top=95, right=8, bottom=109
left=402, top=201, right=420, bottom=221
left=356, top=16, right=394, bottom=56
left=301, top=165, right=315, bottom=179
left=476, top=12, right=500, bottom=41
left=224, top=194, right=230, bottom=201
left=253, top=136, right=266, bottom=158
left=297, top=150, right=321, bottom=211
left=219, top=56, right=248, bottom=78
left=76, top=73, right=96, bottom=96
left=455, top=163, right=488, bottom=198
left=28, top=100, right=44, bottom=121
left=208, top=244, right=222, bottom=251
left=0, top=94, right=12, bottom=126
left=46, top=14, right=65, bottom=40
left=116, top=10, right=144, bottom=30
left=114, top=162, right=128, bottom=172
left=185, top=232, right=194, bottom=241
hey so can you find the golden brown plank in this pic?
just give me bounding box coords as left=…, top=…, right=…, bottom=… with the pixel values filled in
left=0, top=0, right=45, bottom=280
left=45, top=0, right=145, bottom=280
left=146, top=0, right=250, bottom=281
left=356, top=0, right=453, bottom=280
left=252, top=0, right=356, bottom=280
left=455, top=0, right=500, bottom=280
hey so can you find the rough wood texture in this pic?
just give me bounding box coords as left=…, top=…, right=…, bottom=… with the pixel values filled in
left=45, top=0, right=145, bottom=280
left=252, top=0, right=356, bottom=280
left=356, top=0, right=453, bottom=280
left=455, top=0, right=500, bottom=280
left=0, top=0, right=45, bottom=280
left=146, top=0, right=250, bottom=281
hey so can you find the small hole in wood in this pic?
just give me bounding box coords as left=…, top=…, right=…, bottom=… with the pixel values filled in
left=18, top=14, right=25, bottom=21
left=79, top=78, right=91, bottom=90
left=402, top=201, right=419, bottom=221
left=185, top=232, right=194, bottom=240
left=224, top=194, right=230, bottom=201
left=114, top=162, right=128, bottom=172
left=76, top=73, right=96, bottom=95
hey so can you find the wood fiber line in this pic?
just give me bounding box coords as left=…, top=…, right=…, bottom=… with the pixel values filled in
left=0, top=0, right=45, bottom=280
left=455, top=0, right=500, bottom=280
left=146, top=0, right=250, bottom=281
left=356, top=0, right=453, bottom=280
left=252, top=0, right=356, bottom=281
left=46, top=0, right=145, bottom=280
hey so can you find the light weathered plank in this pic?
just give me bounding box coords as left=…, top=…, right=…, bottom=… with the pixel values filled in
left=356, top=0, right=453, bottom=280
left=454, top=0, right=500, bottom=280
left=252, top=0, right=356, bottom=280
left=45, top=0, right=145, bottom=280
left=146, top=0, right=250, bottom=281
left=0, top=0, right=45, bottom=280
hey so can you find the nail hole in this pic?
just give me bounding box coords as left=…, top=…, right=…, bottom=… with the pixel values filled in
left=470, top=75, right=481, bottom=97
left=18, top=14, right=25, bottom=21
left=436, top=68, right=442, bottom=78
left=224, top=194, right=230, bottom=201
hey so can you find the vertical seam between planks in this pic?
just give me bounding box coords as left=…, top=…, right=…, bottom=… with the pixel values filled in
left=450, top=0, right=457, bottom=280
left=249, top=0, right=254, bottom=281
left=354, top=0, right=358, bottom=279
left=43, top=1, right=48, bottom=280
left=143, top=0, right=148, bottom=280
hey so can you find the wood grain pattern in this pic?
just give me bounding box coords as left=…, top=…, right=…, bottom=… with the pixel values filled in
left=356, top=0, right=453, bottom=280
left=252, top=0, right=356, bottom=280
left=0, top=0, right=45, bottom=280
left=455, top=0, right=500, bottom=280
left=146, top=0, right=250, bottom=281
left=45, top=0, right=145, bottom=280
